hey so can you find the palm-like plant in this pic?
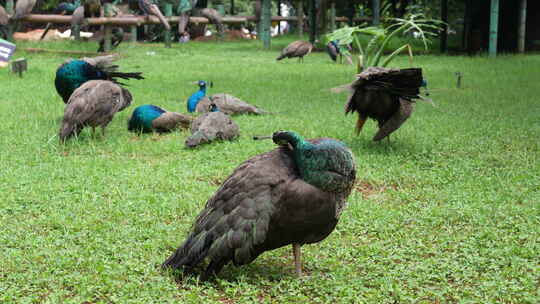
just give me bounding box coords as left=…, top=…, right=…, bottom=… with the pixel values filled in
left=327, top=14, right=444, bottom=72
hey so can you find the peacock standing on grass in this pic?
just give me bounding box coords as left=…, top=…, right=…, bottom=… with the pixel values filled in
left=195, top=93, right=265, bottom=116
left=187, top=80, right=211, bottom=113
left=326, top=40, right=352, bottom=65
left=55, top=55, right=143, bottom=103
left=163, top=130, right=356, bottom=279
left=276, top=40, right=313, bottom=63
left=128, top=104, right=192, bottom=133
left=138, top=0, right=171, bottom=31
left=185, top=110, right=239, bottom=148
left=345, top=67, right=425, bottom=141
left=59, top=80, right=133, bottom=142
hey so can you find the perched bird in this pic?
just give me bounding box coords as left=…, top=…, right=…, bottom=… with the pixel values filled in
left=12, top=0, right=37, bottom=21
left=185, top=111, right=239, bottom=148
left=187, top=80, right=210, bottom=113
left=55, top=55, right=143, bottom=103
left=128, top=104, right=192, bottom=133
left=0, top=5, right=9, bottom=26
left=59, top=80, right=133, bottom=141
left=200, top=8, right=224, bottom=36
left=71, top=5, right=85, bottom=28
left=345, top=67, right=425, bottom=141
left=163, top=130, right=356, bottom=279
left=276, top=40, right=313, bottom=63
left=97, top=27, right=124, bottom=52
left=83, top=0, right=101, bottom=18
left=195, top=93, right=265, bottom=115
left=138, top=0, right=171, bottom=31
left=56, top=0, right=81, bottom=14
left=326, top=40, right=353, bottom=65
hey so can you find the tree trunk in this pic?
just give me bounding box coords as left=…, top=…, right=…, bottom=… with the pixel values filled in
left=517, top=0, right=527, bottom=53
left=261, top=0, right=271, bottom=48
left=440, top=0, right=448, bottom=53
left=297, top=0, right=304, bottom=36
left=489, top=0, right=499, bottom=57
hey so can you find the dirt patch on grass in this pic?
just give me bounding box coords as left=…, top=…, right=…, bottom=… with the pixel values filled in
left=354, top=181, right=397, bottom=199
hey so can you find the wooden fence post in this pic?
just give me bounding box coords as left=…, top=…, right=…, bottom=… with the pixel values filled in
left=164, top=3, right=172, bottom=48
left=103, top=3, right=112, bottom=52
left=297, top=0, right=304, bottom=37
left=489, top=0, right=499, bottom=57
left=261, top=0, right=271, bottom=48
left=130, top=26, right=137, bottom=42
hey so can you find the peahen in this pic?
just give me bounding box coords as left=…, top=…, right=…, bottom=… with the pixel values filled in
left=163, top=130, right=356, bottom=279
left=55, top=55, right=143, bottom=103
left=185, top=110, right=239, bottom=148
left=186, top=80, right=211, bottom=113
left=59, top=80, right=133, bottom=141
left=0, top=5, right=9, bottom=26
left=200, top=8, right=224, bottom=36
left=128, top=104, right=192, bottom=133
left=12, top=0, right=36, bottom=21
left=276, top=40, right=313, bottom=63
left=345, top=67, right=425, bottom=141
left=195, top=93, right=265, bottom=115
left=138, top=0, right=171, bottom=31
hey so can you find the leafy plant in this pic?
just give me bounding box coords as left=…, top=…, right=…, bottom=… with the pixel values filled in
left=327, top=14, right=444, bottom=72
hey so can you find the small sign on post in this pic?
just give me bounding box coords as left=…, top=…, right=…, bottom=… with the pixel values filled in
left=11, top=58, right=27, bottom=77
left=0, top=38, right=16, bottom=68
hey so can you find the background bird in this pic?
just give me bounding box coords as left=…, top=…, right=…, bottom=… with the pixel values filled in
left=55, top=55, right=143, bottom=103
left=185, top=111, right=239, bottom=148
left=186, top=80, right=210, bottom=113
left=138, top=0, right=171, bottom=31
left=200, top=8, right=223, bottom=36
left=195, top=93, right=265, bottom=115
left=97, top=27, right=124, bottom=52
left=345, top=67, right=425, bottom=141
left=11, top=0, right=36, bottom=21
left=326, top=40, right=353, bottom=65
left=83, top=0, right=101, bottom=18
left=59, top=80, right=133, bottom=141
left=128, top=104, right=192, bottom=133
left=40, top=0, right=82, bottom=40
left=164, top=130, right=356, bottom=279
left=0, top=5, right=8, bottom=39
left=71, top=5, right=85, bottom=28
left=276, top=40, right=313, bottom=63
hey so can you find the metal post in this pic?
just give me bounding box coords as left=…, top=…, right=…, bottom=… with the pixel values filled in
left=440, top=0, right=448, bottom=53
left=329, top=1, right=336, bottom=32
left=517, top=0, right=527, bottom=53
left=261, top=0, right=271, bottom=49
left=297, top=0, right=304, bottom=37
left=372, top=0, right=380, bottom=26
left=164, top=3, right=172, bottom=48
left=489, top=0, right=499, bottom=57
left=308, top=0, right=316, bottom=44
left=103, top=3, right=113, bottom=52
left=130, top=26, right=137, bottom=42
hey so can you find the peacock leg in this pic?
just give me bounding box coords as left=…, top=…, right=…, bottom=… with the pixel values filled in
left=91, top=127, right=96, bottom=137
left=355, top=116, right=367, bottom=135
left=101, top=127, right=106, bottom=137
left=292, top=243, right=302, bottom=277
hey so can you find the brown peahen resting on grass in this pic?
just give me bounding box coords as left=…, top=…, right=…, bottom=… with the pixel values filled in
left=345, top=67, right=425, bottom=141
left=163, top=130, right=356, bottom=279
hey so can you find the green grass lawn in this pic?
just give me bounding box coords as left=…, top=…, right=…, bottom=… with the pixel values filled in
left=1, top=36, right=538, bottom=303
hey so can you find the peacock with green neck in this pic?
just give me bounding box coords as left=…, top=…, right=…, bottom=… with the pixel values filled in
left=163, top=130, right=356, bottom=279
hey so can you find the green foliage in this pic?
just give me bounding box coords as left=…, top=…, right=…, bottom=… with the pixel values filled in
left=328, top=14, right=444, bottom=72
left=0, top=37, right=538, bottom=303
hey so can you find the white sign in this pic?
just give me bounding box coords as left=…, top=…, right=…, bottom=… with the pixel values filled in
left=0, top=39, right=16, bottom=62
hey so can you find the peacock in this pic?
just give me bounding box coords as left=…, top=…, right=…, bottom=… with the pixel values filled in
left=186, top=80, right=211, bottom=113
left=326, top=40, right=352, bottom=65
left=59, top=80, right=133, bottom=142
left=56, top=0, right=81, bottom=14
left=163, top=130, right=356, bottom=279
left=200, top=8, right=224, bottom=36
left=276, top=40, right=313, bottom=63
left=345, top=67, right=425, bottom=141
left=138, top=0, right=171, bottom=31
left=185, top=110, right=239, bottom=148
left=128, top=104, right=192, bottom=133
left=55, top=55, right=143, bottom=103
left=195, top=93, right=265, bottom=115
